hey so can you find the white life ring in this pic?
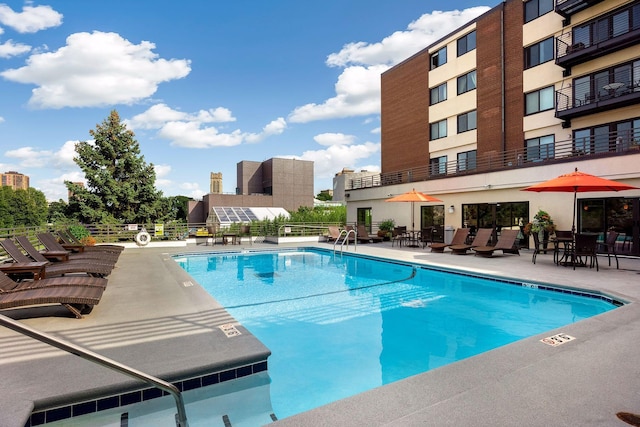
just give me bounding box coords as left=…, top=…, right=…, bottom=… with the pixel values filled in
left=135, top=230, right=151, bottom=246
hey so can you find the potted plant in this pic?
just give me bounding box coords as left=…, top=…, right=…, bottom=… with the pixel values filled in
left=524, top=210, right=556, bottom=252
left=377, top=219, right=396, bottom=240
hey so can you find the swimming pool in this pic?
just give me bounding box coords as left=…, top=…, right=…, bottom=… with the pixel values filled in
left=176, top=247, right=619, bottom=420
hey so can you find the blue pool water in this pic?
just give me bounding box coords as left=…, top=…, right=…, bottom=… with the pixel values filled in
left=176, top=248, right=618, bottom=420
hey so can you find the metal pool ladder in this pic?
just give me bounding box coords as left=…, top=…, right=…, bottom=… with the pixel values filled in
left=0, top=314, right=189, bottom=427
left=333, top=228, right=357, bottom=253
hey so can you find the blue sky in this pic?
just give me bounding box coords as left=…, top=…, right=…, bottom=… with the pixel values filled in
left=0, top=1, right=490, bottom=202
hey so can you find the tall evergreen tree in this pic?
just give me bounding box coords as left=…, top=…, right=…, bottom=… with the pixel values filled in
left=66, top=110, right=162, bottom=224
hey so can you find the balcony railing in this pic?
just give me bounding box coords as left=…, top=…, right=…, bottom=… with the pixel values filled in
left=345, top=131, right=640, bottom=191
left=556, top=65, right=640, bottom=120
left=556, top=3, right=640, bottom=70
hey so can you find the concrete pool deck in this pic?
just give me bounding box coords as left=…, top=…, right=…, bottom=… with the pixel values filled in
left=1, top=240, right=639, bottom=426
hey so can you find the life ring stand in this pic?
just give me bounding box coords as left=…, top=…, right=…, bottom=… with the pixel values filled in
left=135, top=229, right=151, bottom=247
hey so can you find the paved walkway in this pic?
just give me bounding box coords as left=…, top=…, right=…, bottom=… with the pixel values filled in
left=1, top=240, right=639, bottom=426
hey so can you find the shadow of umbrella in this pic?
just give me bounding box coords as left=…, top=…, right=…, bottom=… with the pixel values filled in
left=385, top=188, right=443, bottom=231
left=521, top=168, right=639, bottom=233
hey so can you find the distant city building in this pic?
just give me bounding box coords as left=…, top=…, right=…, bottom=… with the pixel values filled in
left=188, top=157, right=314, bottom=223
left=210, top=172, right=223, bottom=194
left=1, top=171, right=29, bottom=190
left=67, top=182, right=85, bottom=200
left=332, top=168, right=379, bottom=202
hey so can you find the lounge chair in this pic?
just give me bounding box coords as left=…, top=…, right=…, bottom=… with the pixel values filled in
left=13, top=237, right=115, bottom=277
left=429, top=228, right=470, bottom=253
left=326, top=226, right=341, bottom=243
left=58, top=229, right=124, bottom=254
left=472, top=229, right=520, bottom=257
left=449, top=228, right=494, bottom=255
left=0, top=272, right=104, bottom=318
left=356, top=225, right=383, bottom=243
left=36, top=233, right=119, bottom=264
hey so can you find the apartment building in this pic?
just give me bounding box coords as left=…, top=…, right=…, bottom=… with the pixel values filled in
left=347, top=0, right=640, bottom=255
left=1, top=171, right=29, bottom=190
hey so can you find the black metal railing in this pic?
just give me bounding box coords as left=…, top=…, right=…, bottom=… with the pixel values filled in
left=345, top=130, right=640, bottom=191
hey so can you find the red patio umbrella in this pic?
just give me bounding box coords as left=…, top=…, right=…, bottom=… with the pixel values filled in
left=385, top=188, right=442, bottom=231
left=521, top=168, right=639, bottom=233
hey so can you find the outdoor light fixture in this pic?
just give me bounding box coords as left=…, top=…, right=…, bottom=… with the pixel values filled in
left=448, top=205, right=455, bottom=214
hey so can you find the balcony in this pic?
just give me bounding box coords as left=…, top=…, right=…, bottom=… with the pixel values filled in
left=555, top=0, right=605, bottom=25
left=556, top=64, right=640, bottom=121
left=345, top=132, right=640, bottom=191
left=556, top=3, right=640, bottom=73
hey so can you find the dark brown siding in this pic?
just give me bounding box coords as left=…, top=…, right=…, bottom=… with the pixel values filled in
left=503, top=0, right=524, bottom=152
left=381, top=52, right=430, bottom=174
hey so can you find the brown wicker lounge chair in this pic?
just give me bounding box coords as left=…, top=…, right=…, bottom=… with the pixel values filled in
left=449, top=228, right=494, bottom=255
left=429, top=228, right=470, bottom=253
left=36, top=233, right=119, bottom=264
left=0, top=272, right=104, bottom=318
left=472, top=229, right=520, bottom=257
left=13, top=237, right=115, bottom=277
left=356, top=225, right=383, bottom=243
left=58, top=229, right=124, bottom=254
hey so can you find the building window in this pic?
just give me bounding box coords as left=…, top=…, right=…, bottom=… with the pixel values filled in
left=525, top=86, right=554, bottom=115
left=430, top=83, right=447, bottom=105
left=457, top=31, right=476, bottom=56
left=457, top=150, right=477, bottom=171
left=430, top=156, right=448, bottom=176
left=457, top=70, right=477, bottom=95
left=430, top=46, right=447, bottom=70
left=430, top=119, right=447, bottom=140
left=524, top=0, right=553, bottom=23
left=525, top=135, right=555, bottom=162
left=524, top=37, right=553, bottom=69
left=457, top=110, right=477, bottom=133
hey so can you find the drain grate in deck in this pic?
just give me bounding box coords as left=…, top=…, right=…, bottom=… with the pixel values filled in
left=540, top=333, right=575, bottom=346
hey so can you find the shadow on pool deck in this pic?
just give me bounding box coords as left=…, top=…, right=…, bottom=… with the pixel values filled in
left=1, top=240, right=640, bottom=426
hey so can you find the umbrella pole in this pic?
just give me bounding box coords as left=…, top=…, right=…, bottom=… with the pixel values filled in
left=572, top=190, right=577, bottom=234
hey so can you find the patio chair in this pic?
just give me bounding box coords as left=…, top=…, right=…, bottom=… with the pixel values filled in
left=450, top=228, right=494, bottom=255
left=0, top=271, right=105, bottom=318
left=356, top=225, right=383, bottom=243
left=37, top=233, right=119, bottom=264
left=598, top=231, right=619, bottom=269
left=531, top=231, right=550, bottom=264
left=472, top=229, right=520, bottom=257
left=429, top=228, right=470, bottom=253
left=419, top=227, right=434, bottom=248
left=573, top=233, right=598, bottom=271
left=14, top=236, right=115, bottom=277
left=391, top=226, right=407, bottom=247
left=553, top=230, right=573, bottom=265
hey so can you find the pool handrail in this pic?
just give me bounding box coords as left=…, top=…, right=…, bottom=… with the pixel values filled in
left=334, top=228, right=357, bottom=253
left=0, top=314, right=189, bottom=427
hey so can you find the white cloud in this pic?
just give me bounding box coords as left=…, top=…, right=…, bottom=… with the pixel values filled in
left=296, top=141, right=380, bottom=180
left=0, top=4, right=62, bottom=33
left=0, top=39, right=31, bottom=58
left=1, top=31, right=191, bottom=108
left=179, top=182, right=206, bottom=200
left=52, top=140, right=80, bottom=167
left=289, top=7, right=490, bottom=123
left=0, top=116, right=4, bottom=123
left=154, top=164, right=172, bottom=178
left=5, top=146, right=53, bottom=167
left=126, top=104, right=236, bottom=130
left=35, top=171, right=85, bottom=202
left=128, top=104, right=286, bottom=148
left=314, top=133, right=356, bottom=147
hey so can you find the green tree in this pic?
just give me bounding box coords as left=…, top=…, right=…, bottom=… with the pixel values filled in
left=48, top=199, right=70, bottom=224
left=315, top=192, right=332, bottom=201
left=0, top=186, right=48, bottom=227
left=66, top=110, right=162, bottom=224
